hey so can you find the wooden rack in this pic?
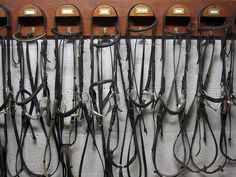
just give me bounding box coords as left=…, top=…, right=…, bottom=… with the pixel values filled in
left=1, top=0, right=236, bottom=37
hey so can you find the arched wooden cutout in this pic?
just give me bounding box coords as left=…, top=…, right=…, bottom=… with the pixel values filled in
left=92, top=5, right=118, bottom=36
left=55, top=4, right=80, bottom=17
left=53, top=4, right=81, bottom=35
left=164, top=4, right=191, bottom=34
left=127, top=4, right=156, bottom=36
left=18, top=4, right=43, bottom=17
left=17, top=4, right=45, bottom=36
left=199, top=5, right=227, bottom=36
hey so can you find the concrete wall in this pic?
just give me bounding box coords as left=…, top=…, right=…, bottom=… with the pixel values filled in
left=0, top=39, right=236, bottom=177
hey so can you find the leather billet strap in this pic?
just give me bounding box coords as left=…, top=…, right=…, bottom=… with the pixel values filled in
left=13, top=5, right=46, bottom=42
left=0, top=145, right=6, bottom=177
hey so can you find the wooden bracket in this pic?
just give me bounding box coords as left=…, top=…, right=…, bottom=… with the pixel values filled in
left=2, top=0, right=236, bottom=37
left=127, top=4, right=156, bottom=36
left=92, top=5, right=118, bottom=36
left=164, top=4, right=191, bottom=34
left=53, top=4, right=81, bottom=35
left=199, top=5, right=227, bottom=36
left=16, top=4, right=45, bottom=36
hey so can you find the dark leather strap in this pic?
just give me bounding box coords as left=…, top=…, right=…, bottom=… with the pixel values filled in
left=12, top=20, right=54, bottom=176
left=125, top=6, right=157, bottom=177
left=185, top=22, right=229, bottom=174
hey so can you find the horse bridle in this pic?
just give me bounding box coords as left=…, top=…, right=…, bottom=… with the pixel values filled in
left=87, top=7, right=123, bottom=177
left=123, top=5, right=158, bottom=177
left=0, top=5, right=13, bottom=177
left=13, top=6, right=46, bottom=43
left=152, top=7, right=191, bottom=177
left=180, top=5, right=229, bottom=174
left=51, top=5, right=92, bottom=177
left=218, top=14, right=236, bottom=163
left=11, top=5, right=53, bottom=177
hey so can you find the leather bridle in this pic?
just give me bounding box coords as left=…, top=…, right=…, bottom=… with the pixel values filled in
left=152, top=6, right=192, bottom=177
left=51, top=5, right=91, bottom=177
left=87, top=6, right=123, bottom=177
left=180, top=5, right=229, bottom=174
left=218, top=15, right=236, bottom=163
left=11, top=5, right=53, bottom=177
left=0, top=5, right=12, bottom=177
left=124, top=4, right=157, bottom=177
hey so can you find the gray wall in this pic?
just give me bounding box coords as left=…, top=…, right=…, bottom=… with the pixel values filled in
left=1, top=39, right=236, bottom=177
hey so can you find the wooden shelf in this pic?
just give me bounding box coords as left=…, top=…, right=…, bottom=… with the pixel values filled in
left=1, top=0, right=236, bottom=37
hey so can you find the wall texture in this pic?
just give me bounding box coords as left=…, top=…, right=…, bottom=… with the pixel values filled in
left=0, top=39, right=236, bottom=177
